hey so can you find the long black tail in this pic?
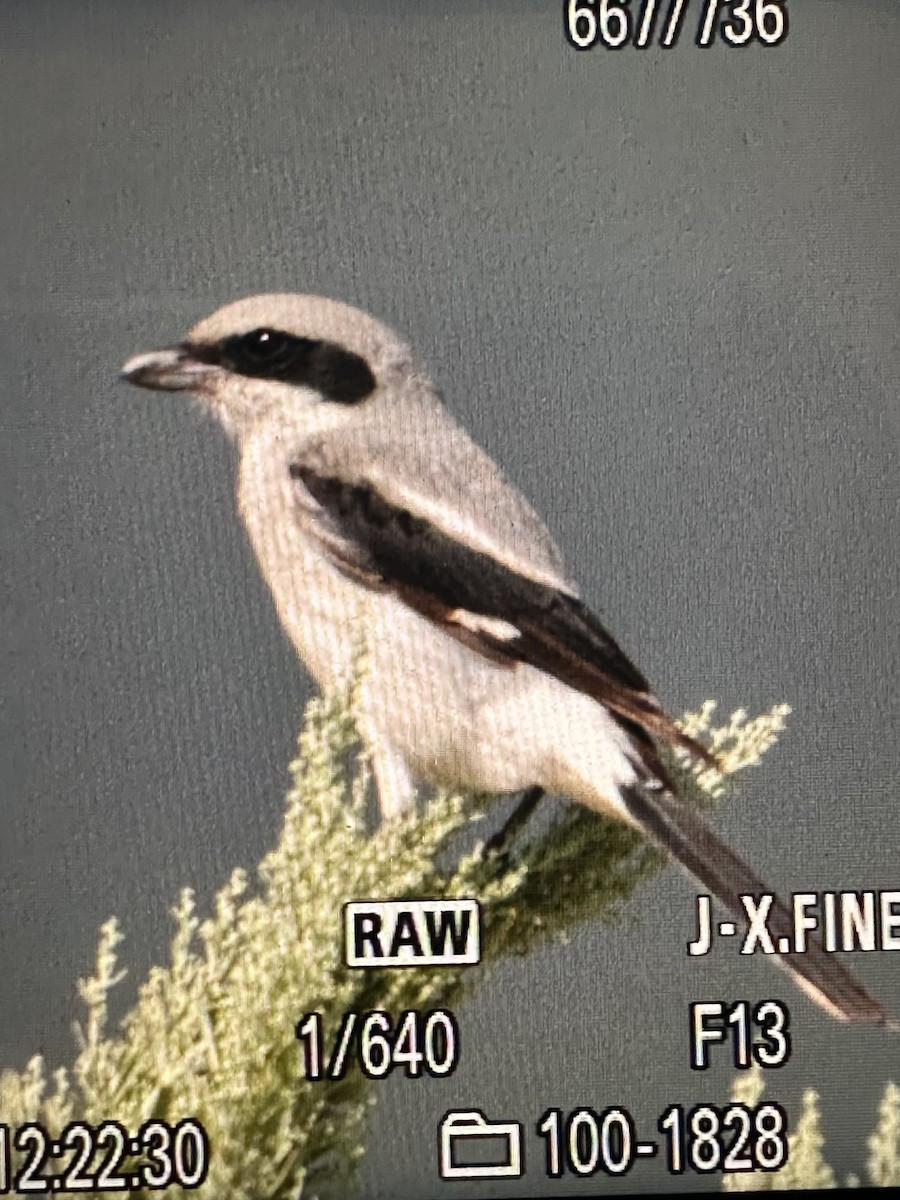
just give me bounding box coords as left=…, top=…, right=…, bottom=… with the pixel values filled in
left=620, top=783, right=899, bottom=1031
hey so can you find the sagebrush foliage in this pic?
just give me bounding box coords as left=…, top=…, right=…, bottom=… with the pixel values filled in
left=6, top=695, right=890, bottom=1197
left=722, top=1066, right=899, bottom=1191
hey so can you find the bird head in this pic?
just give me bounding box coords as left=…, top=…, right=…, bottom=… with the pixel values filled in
left=120, top=293, right=415, bottom=438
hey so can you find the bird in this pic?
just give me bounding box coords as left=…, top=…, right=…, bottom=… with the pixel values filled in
left=122, top=292, right=897, bottom=1031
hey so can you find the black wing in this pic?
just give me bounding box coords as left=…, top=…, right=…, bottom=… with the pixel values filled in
left=290, top=463, right=715, bottom=769
left=289, top=462, right=900, bottom=1033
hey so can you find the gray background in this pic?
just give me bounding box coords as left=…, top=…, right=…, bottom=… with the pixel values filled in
left=2, top=0, right=899, bottom=1194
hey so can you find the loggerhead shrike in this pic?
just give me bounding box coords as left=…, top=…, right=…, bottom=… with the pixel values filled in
left=122, top=293, right=896, bottom=1030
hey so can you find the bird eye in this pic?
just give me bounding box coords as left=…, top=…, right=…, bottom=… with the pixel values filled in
left=235, top=328, right=292, bottom=364
left=216, top=327, right=315, bottom=380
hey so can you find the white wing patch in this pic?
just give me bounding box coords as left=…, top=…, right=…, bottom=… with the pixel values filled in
left=447, top=609, right=522, bottom=641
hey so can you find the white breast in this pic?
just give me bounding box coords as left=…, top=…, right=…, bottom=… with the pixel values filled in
left=238, top=428, right=366, bottom=691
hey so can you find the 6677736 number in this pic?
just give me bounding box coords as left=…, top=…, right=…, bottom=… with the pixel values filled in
left=565, top=0, right=789, bottom=49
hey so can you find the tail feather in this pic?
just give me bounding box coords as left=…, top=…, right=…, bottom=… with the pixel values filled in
left=620, top=783, right=899, bottom=1031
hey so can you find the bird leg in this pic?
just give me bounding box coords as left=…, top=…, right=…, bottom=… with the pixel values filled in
left=483, top=785, right=545, bottom=862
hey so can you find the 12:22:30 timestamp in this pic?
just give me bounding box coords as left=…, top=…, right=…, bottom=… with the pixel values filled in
left=0, top=1118, right=208, bottom=1193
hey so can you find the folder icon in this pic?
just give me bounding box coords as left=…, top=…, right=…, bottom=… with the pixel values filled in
left=438, top=1109, right=523, bottom=1179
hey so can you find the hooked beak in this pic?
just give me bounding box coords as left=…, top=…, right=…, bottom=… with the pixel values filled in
left=119, top=345, right=216, bottom=392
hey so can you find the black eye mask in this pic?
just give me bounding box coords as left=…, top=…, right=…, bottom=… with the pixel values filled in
left=186, top=328, right=377, bottom=405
